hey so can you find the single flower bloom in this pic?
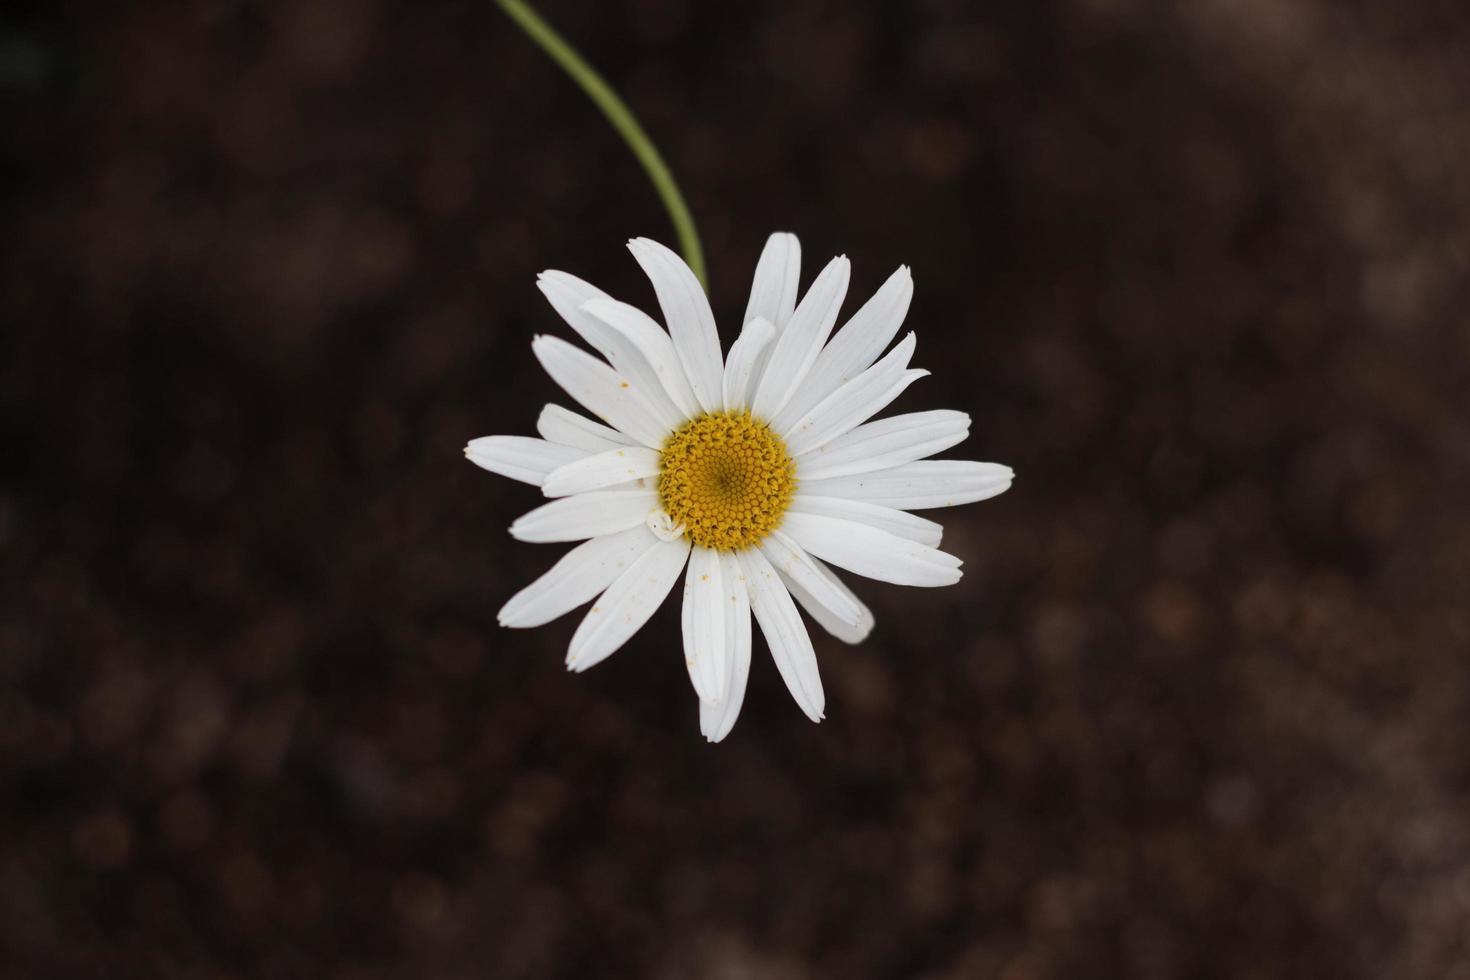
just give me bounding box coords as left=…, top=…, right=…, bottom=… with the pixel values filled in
left=467, top=234, right=1013, bottom=741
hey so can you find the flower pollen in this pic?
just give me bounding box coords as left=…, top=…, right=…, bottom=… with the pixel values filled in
left=658, top=411, right=795, bottom=552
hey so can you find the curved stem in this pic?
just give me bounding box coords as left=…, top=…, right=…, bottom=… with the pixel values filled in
left=495, top=0, right=708, bottom=290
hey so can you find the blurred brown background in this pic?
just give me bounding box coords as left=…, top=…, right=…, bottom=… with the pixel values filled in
left=3, top=0, right=1470, bottom=977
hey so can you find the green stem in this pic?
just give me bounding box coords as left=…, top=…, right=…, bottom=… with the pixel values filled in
left=495, top=0, right=707, bottom=290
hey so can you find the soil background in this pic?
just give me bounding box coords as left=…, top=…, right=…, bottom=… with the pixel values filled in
left=3, top=1, right=1470, bottom=977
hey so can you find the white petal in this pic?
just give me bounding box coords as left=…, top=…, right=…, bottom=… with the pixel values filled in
left=464, top=436, right=586, bottom=486
left=758, top=530, right=865, bottom=627
left=536, top=273, right=685, bottom=431
left=780, top=333, right=921, bottom=455
left=738, top=549, right=825, bottom=722
left=778, top=555, right=874, bottom=645
left=773, top=265, right=913, bottom=431
left=580, top=297, right=701, bottom=419
left=498, top=525, right=660, bottom=627
left=534, top=271, right=614, bottom=352
left=535, top=269, right=610, bottom=332
left=567, top=536, right=690, bottom=672
left=646, top=508, right=684, bottom=541
left=536, top=404, right=637, bottom=453
left=681, top=546, right=729, bottom=703
left=721, top=316, right=775, bottom=412
left=781, top=511, right=963, bottom=587
left=743, top=232, right=802, bottom=330
left=787, top=494, right=944, bottom=547
left=541, top=446, right=663, bottom=497
left=799, top=460, right=1015, bottom=510
left=699, top=552, right=752, bottom=743
left=796, top=409, right=970, bottom=481
left=750, top=255, right=850, bottom=421
left=509, top=488, right=657, bottom=543
left=531, top=335, right=671, bottom=449
left=628, top=238, right=724, bottom=415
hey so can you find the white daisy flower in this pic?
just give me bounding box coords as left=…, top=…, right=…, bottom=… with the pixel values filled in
left=467, top=234, right=1013, bottom=742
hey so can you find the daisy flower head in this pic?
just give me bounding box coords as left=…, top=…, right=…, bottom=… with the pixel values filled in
left=467, top=234, right=1013, bottom=742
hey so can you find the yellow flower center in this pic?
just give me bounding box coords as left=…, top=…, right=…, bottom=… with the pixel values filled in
left=658, top=411, right=796, bottom=552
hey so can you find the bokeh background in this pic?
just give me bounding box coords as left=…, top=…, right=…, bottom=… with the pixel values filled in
left=4, top=0, right=1470, bottom=977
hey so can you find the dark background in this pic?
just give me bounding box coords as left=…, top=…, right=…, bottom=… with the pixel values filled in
left=3, top=1, right=1469, bottom=977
